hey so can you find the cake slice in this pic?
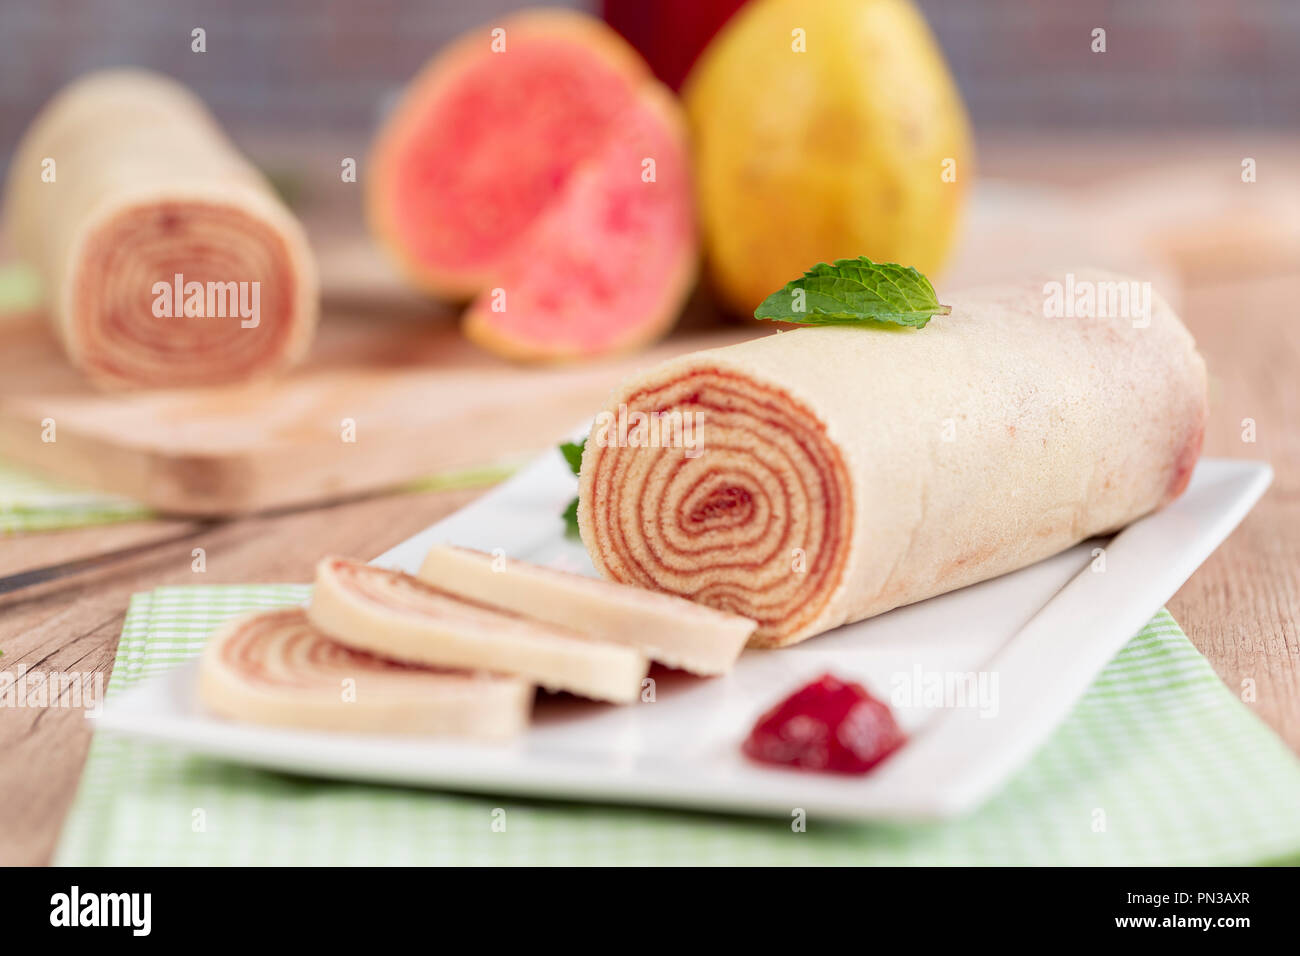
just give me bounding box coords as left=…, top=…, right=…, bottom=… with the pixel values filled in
left=309, top=557, right=648, bottom=703
left=418, top=545, right=756, bottom=676
left=199, top=608, right=533, bottom=739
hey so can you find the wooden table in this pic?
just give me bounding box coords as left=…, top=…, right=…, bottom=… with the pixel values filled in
left=2, top=135, right=1297, bottom=866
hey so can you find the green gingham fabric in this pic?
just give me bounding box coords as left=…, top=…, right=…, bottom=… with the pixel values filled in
left=0, top=459, right=522, bottom=535
left=0, top=460, right=152, bottom=533
left=55, top=586, right=1300, bottom=866
left=0, top=261, right=41, bottom=314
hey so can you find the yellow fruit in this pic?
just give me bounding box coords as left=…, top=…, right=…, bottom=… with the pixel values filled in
left=684, top=0, right=972, bottom=314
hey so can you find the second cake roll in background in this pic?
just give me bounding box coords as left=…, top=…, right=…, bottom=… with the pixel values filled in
left=3, top=69, right=319, bottom=389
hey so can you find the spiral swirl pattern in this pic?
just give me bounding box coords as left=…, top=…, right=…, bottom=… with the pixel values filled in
left=579, top=367, right=853, bottom=648
left=73, top=200, right=300, bottom=387
left=199, top=607, right=532, bottom=738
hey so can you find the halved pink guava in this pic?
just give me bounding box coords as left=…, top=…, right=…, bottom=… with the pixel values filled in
left=367, top=10, right=697, bottom=361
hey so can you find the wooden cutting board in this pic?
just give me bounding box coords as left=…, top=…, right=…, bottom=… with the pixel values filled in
left=0, top=304, right=756, bottom=515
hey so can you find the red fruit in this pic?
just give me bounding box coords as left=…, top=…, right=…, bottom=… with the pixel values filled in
left=602, top=0, right=748, bottom=91
left=743, top=673, right=906, bottom=774
left=367, top=10, right=697, bottom=361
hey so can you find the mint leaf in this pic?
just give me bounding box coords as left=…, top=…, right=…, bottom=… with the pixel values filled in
left=559, top=438, right=586, bottom=537
left=560, top=438, right=586, bottom=476
left=562, top=497, right=580, bottom=538
left=754, top=257, right=950, bottom=329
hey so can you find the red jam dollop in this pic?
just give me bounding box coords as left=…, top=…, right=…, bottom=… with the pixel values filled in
left=742, top=673, right=906, bottom=774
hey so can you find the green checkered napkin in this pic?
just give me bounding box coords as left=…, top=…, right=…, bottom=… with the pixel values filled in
left=0, top=459, right=521, bottom=535
left=0, top=460, right=152, bottom=533
left=55, top=586, right=1300, bottom=866
left=0, top=261, right=41, bottom=313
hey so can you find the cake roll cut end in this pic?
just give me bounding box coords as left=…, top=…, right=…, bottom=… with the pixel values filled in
left=71, top=198, right=313, bottom=388
left=578, top=364, right=854, bottom=648
left=198, top=607, right=532, bottom=739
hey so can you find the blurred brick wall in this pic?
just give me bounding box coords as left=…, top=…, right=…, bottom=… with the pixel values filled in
left=0, top=0, right=1296, bottom=165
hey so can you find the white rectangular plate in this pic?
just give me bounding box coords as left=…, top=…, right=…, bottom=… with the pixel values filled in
left=96, top=456, right=1271, bottom=821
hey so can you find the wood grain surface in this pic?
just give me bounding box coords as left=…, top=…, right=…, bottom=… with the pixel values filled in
left=1, top=136, right=1297, bottom=865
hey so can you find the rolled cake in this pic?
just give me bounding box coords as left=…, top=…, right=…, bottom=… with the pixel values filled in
left=309, top=558, right=649, bottom=703
left=578, top=271, right=1208, bottom=648
left=3, top=70, right=318, bottom=388
left=199, top=608, right=533, bottom=739
left=418, top=545, right=756, bottom=675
